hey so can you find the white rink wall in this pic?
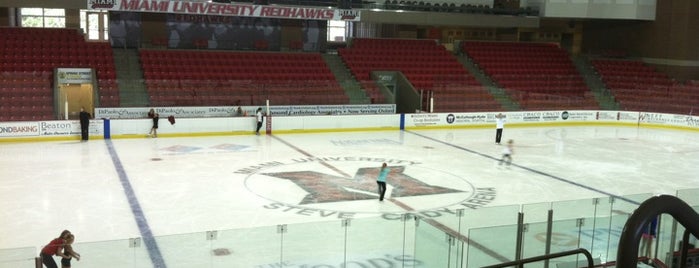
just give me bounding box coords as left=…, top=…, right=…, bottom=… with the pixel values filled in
left=1, top=110, right=698, bottom=141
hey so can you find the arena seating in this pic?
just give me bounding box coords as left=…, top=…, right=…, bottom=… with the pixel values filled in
left=339, top=38, right=501, bottom=112
left=1, top=26, right=693, bottom=122
left=139, top=50, right=348, bottom=106
left=462, top=41, right=599, bottom=111
left=592, top=59, right=697, bottom=115
left=0, top=27, right=118, bottom=121
left=0, top=72, right=53, bottom=121
left=668, top=82, right=699, bottom=115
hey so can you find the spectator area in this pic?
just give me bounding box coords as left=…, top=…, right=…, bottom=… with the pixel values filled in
left=592, top=59, right=698, bottom=115
left=1, top=28, right=695, bottom=122
left=0, top=27, right=118, bottom=121
left=140, top=50, right=348, bottom=106
left=462, top=41, right=599, bottom=111
left=339, top=38, right=500, bottom=112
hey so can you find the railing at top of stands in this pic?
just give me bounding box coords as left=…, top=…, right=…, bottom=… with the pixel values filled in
left=617, top=195, right=699, bottom=267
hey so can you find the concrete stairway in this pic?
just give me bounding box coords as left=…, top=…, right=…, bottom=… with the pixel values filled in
left=112, top=48, right=150, bottom=107
left=456, top=54, right=520, bottom=111
left=322, top=53, right=370, bottom=104
left=571, top=55, right=619, bottom=110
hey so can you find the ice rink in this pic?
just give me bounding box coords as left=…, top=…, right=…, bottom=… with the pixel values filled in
left=1, top=125, right=698, bottom=267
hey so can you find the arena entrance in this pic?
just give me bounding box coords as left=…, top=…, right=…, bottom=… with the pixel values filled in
left=55, top=68, right=96, bottom=120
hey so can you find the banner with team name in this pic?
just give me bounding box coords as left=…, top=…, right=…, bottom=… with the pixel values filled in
left=88, top=0, right=361, bottom=21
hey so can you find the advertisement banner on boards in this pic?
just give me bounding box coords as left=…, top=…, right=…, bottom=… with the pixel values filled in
left=0, top=121, right=104, bottom=138
left=639, top=112, right=699, bottom=128
left=404, top=110, right=645, bottom=128
left=39, top=121, right=104, bottom=137
left=0, top=122, right=40, bottom=137
left=95, top=105, right=397, bottom=119
left=408, top=113, right=442, bottom=127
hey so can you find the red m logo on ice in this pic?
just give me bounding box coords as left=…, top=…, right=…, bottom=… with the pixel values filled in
left=263, top=166, right=462, bottom=204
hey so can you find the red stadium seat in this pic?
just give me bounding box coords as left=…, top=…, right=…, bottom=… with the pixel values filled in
left=0, top=28, right=117, bottom=120
left=462, top=41, right=597, bottom=110
left=138, top=49, right=346, bottom=106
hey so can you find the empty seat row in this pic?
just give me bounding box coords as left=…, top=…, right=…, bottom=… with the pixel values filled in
left=140, top=49, right=346, bottom=107
left=340, top=38, right=498, bottom=112
left=463, top=41, right=598, bottom=110
left=591, top=59, right=696, bottom=115
left=0, top=27, right=118, bottom=120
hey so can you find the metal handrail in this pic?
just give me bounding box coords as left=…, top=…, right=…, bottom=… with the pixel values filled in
left=617, top=195, right=699, bottom=267
left=481, top=248, right=594, bottom=268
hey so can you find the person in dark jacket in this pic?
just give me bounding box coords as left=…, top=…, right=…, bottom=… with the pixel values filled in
left=79, top=107, right=91, bottom=141
left=148, top=113, right=160, bottom=138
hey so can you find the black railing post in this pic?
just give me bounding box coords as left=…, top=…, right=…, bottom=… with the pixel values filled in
left=515, top=212, right=524, bottom=267
left=545, top=209, right=553, bottom=268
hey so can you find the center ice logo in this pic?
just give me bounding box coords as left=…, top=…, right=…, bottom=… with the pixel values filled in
left=238, top=157, right=497, bottom=217
left=264, top=165, right=461, bottom=204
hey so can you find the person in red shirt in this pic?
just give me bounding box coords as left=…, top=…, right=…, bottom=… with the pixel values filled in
left=60, top=233, right=81, bottom=268
left=40, top=230, right=72, bottom=268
